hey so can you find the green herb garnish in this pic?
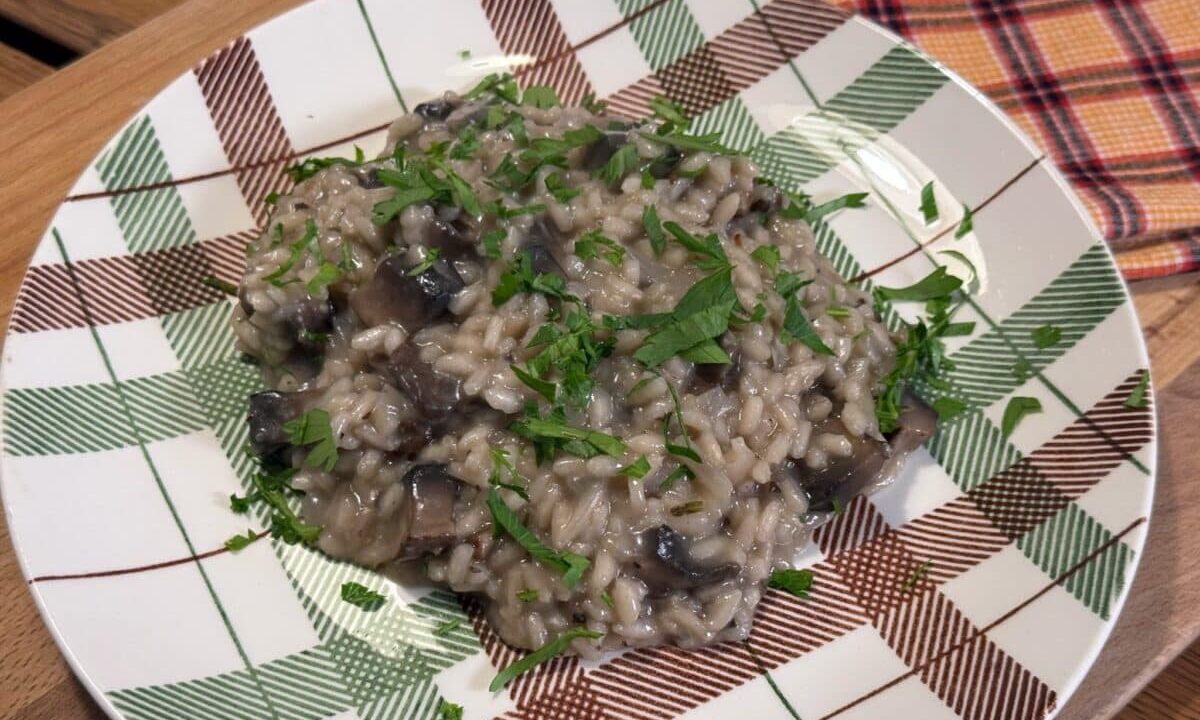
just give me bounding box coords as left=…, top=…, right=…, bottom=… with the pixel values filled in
left=633, top=268, right=737, bottom=367
left=875, top=267, right=963, bottom=302
left=1124, top=370, right=1150, bottom=409
left=768, top=569, right=814, bottom=598
left=306, top=262, right=340, bottom=293
left=617, top=455, right=651, bottom=479
left=492, top=249, right=572, bottom=306
left=804, top=192, right=869, bottom=225
left=340, top=581, right=386, bottom=610
left=486, top=487, right=590, bottom=587
left=282, top=408, right=338, bottom=472
left=1001, top=396, right=1042, bottom=437
left=597, top=144, right=638, bottom=186
left=642, top=205, right=665, bottom=255
left=489, top=448, right=531, bottom=501
left=437, top=699, right=463, bottom=720
left=955, top=204, right=974, bottom=239
left=516, top=589, right=539, bottom=602
left=750, top=245, right=780, bottom=271
left=662, top=221, right=728, bottom=270
left=510, top=406, right=627, bottom=460
left=481, top=228, right=505, bottom=259
left=781, top=294, right=834, bottom=356
left=544, top=172, right=580, bottom=203
left=262, top=219, right=318, bottom=286
left=407, top=248, right=442, bottom=277
left=490, top=626, right=603, bottom=691
left=574, top=230, right=625, bottom=267
left=919, top=181, right=938, bottom=224
left=522, top=85, right=559, bottom=109
left=203, top=275, right=238, bottom=296
left=224, top=530, right=258, bottom=552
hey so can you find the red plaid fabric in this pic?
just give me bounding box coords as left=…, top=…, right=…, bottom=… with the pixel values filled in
left=831, top=0, right=1200, bottom=280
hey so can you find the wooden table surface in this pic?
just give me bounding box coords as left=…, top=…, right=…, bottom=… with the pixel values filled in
left=0, top=1, right=1197, bottom=719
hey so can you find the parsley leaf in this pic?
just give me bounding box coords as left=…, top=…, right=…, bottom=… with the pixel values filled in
left=1001, top=396, right=1042, bottom=437
left=919, top=181, right=938, bottom=224
left=875, top=267, right=963, bottom=302
left=516, top=588, right=539, bottom=602
left=262, top=219, right=318, bottom=286
left=282, top=408, right=338, bottom=472
left=224, top=530, right=258, bottom=552
left=775, top=271, right=813, bottom=297
left=229, top=493, right=252, bottom=513
left=341, top=581, right=386, bottom=610
left=1031, top=324, right=1062, bottom=349
left=932, top=396, right=967, bottom=421
left=511, top=364, right=557, bottom=404
left=544, top=172, right=580, bottom=203
left=955, top=204, right=974, bottom=239
left=510, top=406, right=627, bottom=459
left=1124, top=370, right=1150, bottom=409
left=648, top=96, right=690, bottom=130
left=750, top=245, right=780, bottom=271
left=804, top=192, right=868, bottom=225
left=781, top=294, right=834, bottom=356
left=489, top=448, right=531, bottom=501
left=642, top=205, right=665, bottom=255
left=464, top=73, right=519, bottom=103
left=481, top=228, right=505, bottom=258
left=432, top=160, right=482, bottom=217
left=437, top=700, right=463, bottom=720
left=522, top=85, right=559, bottom=109
left=633, top=268, right=737, bottom=367
left=450, top=126, right=480, bottom=160
left=492, top=249, right=572, bottom=306
left=574, top=230, right=625, bottom=266
left=768, top=569, right=814, bottom=599
left=305, top=262, right=339, bottom=293
left=617, top=455, right=651, bottom=479
left=490, top=627, right=604, bottom=691
left=246, top=468, right=322, bottom=546
left=287, top=156, right=360, bottom=182
left=408, top=248, right=442, bottom=277
left=581, top=92, right=607, bottom=114
left=486, top=487, right=590, bottom=587
left=597, top=144, right=638, bottom=186
left=638, top=130, right=732, bottom=154
left=662, top=221, right=727, bottom=270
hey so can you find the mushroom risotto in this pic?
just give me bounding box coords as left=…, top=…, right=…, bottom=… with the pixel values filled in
left=232, top=75, right=938, bottom=665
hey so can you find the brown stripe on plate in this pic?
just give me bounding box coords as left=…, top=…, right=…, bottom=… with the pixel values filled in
left=195, top=37, right=295, bottom=226
left=482, top=0, right=593, bottom=102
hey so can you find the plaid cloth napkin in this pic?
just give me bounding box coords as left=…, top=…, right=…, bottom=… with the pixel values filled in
left=832, top=0, right=1200, bottom=280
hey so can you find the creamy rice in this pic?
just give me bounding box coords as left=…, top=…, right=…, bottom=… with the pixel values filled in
left=233, top=84, right=934, bottom=656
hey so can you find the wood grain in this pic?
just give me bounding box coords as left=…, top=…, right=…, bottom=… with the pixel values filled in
left=0, top=1, right=1196, bottom=719
left=0, top=0, right=179, bottom=54
left=0, top=46, right=50, bottom=101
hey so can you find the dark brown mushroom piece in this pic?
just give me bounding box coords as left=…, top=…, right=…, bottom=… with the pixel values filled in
left=350, top=255, right=464, bottom=331
left=424, top=216, right=477, bottom=263
left=523, top=218, right=567, bottom=276
left=281, top=298, right=334, bottom=352
left=581, top=131, right=629, bottom=171
left=355, top=167, right=385, bottom=189
left=399, top=464, right=461, bottom=558
left=646, top=145, right=683, bottom=179
left=247, top=390, right=314, bottom=456
left=774, top=393, right=937, bottom=513
left=687, top=343, right=741, bottom=394
left=727, top=184, right=783, bottom=237
left=413, top=98, right=456, bottom=122
left=380, top=342, right=465, bottom=423
left=631, top=525, right=740, bottom=595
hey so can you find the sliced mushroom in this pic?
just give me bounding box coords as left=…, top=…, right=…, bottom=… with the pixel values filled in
left=581, top=131, right=629, bottom=171
left=413, top=98, right=456, bottom=122
left=247, top=390, right=313, bottom=456
left=522, top=218, right=567, bottom=276
left=774, top=419, right=887, bottom=514
left=400, top=464, right=461, bottom=558
left=355, top=167, right=385, bottom=189
left=688, top=343, right=741, bottom=394
left=281, top=298, right=334, bottom=352
left=889, top=393, right=938, bottom=456
left=632, top=525, right=740, bottom=595
left=646, top=146, right=683, bottom=179
left=424, top=216, right=476, bottom=263
left=350, top=255, right=464, bottom=331
left=381, top=342, right=464, bottom=422
left=727, top=184, right=783, bottom=237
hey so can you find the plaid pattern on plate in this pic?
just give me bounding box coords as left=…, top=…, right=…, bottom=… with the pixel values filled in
left=832, top=0, right=1200, bottom=279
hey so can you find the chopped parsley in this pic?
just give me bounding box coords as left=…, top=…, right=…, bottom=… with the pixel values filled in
left=433, top=619, right=461, bottom=637
left=617, top=455, right=651, bottom=479
left=306, top=262, right=340, bottom=293
left=932, top=396, right=966, bottom=421
left=489, top=448, right=531, bottom=500
left=660, top=464, right=693, bottom=491
left=875, top=267, right=963, bottom=302
left=544, top=172, right=580, bottom=203
left=1001, top=396, right=1042, bottom=437
left=522, top=85, right=559, bottom=109
left=597, top=144, right=638, bottom=186
left=581, top=92, right=607, bottom=114
left=775, top=271, right=812, bottom=297
left=642, top=205, right=665, bottom=255
left=464, top=73, right=519, bottom=103
left=480, top=228, right=505, bottom=259
left=449, top=126, right=480, bottom=160
left=492, top=249, right=573, bottom=306
left=919, top=181, right=938, bottom=224
left=768, top=569, right=814, bottom=599
left=751, top=245, right=780, bottom=271
left=490, top=627, right=604, bottom=691
left=340, top=581, right=386, bottom=610
left=203, top=275, right=238, bottom=296
left=1031, top=323, right=1062, bottom=349
left=574, top=230, right=625, bottom=267
left=955, top=204, right=974, bottom=239
left=282, top=408, right=338, bottom=472
left=601, top=591, right=615, bottom=608
left=516, top=589, right=539, bottom=602
left=286, top=155, right=360, bottom=183
left=1124, top=370, right=1150, bottom=409
left=648, top=95, right=690, bottom=131
left=262, top=219, right=318, bottom=286
left=781, top=294, right=834, bottom=356
left=804, top=192, right=869, bottom=225
left=224, top=530, right=258, bottom=552
left=407, top=248, right=442, bottom=277
left=632, top=268, right=737, bottom=367
left=638, top=129, right=733, bottom=155
left=521, top=310, right=613, bottom=410
left=437, top=700, right=463, bottom=720
left=662, top=222, right=728, bottom=271
left=240, top=466, right=322, bottom=546
left=486, top=486, right=590, bottom=587
left=510, top=405, right=627, bottom=460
